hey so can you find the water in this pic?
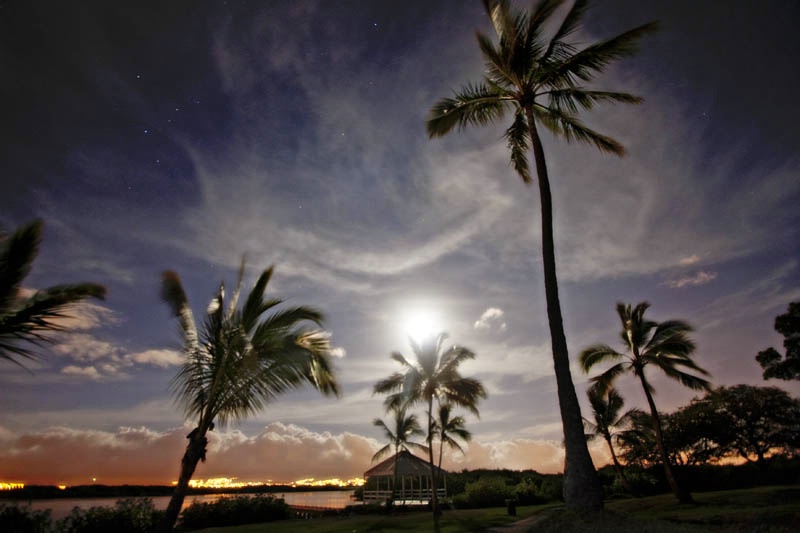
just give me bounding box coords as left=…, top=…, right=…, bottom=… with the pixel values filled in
left=0, top=490, right=356, bottom=520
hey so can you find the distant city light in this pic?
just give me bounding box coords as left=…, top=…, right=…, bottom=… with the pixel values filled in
left=0, top=482, right=25, bottom=490
left=174, top=477, right=365, bottom=489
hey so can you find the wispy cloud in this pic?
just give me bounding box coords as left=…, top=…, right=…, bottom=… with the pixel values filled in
left=664, top=270, right=718, bottom=288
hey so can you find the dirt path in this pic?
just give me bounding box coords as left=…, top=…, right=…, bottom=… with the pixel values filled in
left=480, top=507, right=563, bottom=532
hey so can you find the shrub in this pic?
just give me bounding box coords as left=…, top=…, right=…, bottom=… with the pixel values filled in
left=0, top=504, right=53, bottom=533
left=453, top=476, right=515, bottom=509
left=178, top=494, right=290, bottom=529
left=56, top=498, right=162, bottom=533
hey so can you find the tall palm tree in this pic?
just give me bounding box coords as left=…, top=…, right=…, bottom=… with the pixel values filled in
left=374, top=333, right=486, bottom=524
left=156, top=262, right=339, bottom=532
left=1, top=219, right=105, bottom=366
left=372, top=406, right=426, bottom=504
left=426, top=0, right=657, bottom=511
left=433, top=403, right=472, bottom=471
left=580, top=302, right=710, bottom=504
left=584, top=386, right=639, bottom=495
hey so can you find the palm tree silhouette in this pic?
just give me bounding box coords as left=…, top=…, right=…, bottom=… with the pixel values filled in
left=0, top=219, right=105, bottom=366
left=584, top=386, right=640, bottom=495
left=372, top=406, right=427, bottom=504
left=374, top=333, right=486, bottom=525
left=426, top=0, right=657, bottom=511
left=580, top=302, right=710, bottom=503
left=156, top=262, right=339, bottom=532
left=433, top=403, right=472, bottom=471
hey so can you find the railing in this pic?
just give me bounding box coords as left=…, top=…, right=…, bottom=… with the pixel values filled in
left=362, top=488, right=446, bottom=503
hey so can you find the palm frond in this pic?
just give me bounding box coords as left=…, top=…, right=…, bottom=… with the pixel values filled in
left=542, top=21, right=659, bottom=86
left=533, top=105, right=626, bottom=155
left=162, top=271, right=199, bottom=356
left=505, top=109, right=532, bottom=183
left=543, top=0, right=587, bottom=61
left=590, top=362, right=627, bottom=395
left=545, top=89, right=643, bottom=115
left=426, top=83, right=508, bottom=138
left=371, top=443, right=392, bottom=463
left=0, top=219, right=41, bottom=310
left=579, top=343, right=623, bottom=372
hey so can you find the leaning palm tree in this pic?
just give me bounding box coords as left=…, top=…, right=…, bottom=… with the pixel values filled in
left=580, top=302, right=710, bottom=504
left=0, top=219, right=105, bottom=366
left=372, top=406, right=427, bottom=504
left=156, top=262, right=339, bottom=532
left=584, top=386, right=640, bottom=495
left=426, top=0, right=657, bottom=511
left=433, top=403, right=472, bottom=471
left=374, top=333, right=486, bottom=525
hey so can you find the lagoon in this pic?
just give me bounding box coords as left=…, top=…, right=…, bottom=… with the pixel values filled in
left=0, top=490, right=356, bottom=520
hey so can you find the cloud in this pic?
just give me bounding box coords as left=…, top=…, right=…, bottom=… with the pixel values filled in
left=330, top=347, right=346, bottom=358
left=0, top=423, right=379, bottom=485
left=0, top=421, right=612, bottom=485
left=679, top=255, right=701, bottom=266
left=127, top=349, right=183, bottom=368
left=61, top=365, right=102, bottom=380
left=474, top=307, right=507, bottom=332
left=664, top=270, right=718, bottom=289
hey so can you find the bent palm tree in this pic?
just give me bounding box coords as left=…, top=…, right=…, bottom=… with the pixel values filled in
left=426, top=0, right=657, bottom=511
left=374, top=333, right=486, bottom=524
left=372, top=406, right=426, bottom=504
left=1, top=219, right=105, bottom=366
left=434, top=403, right=472, bottom=471
left=584, top=386, right=639, bottom=495
left=156, top=262, right=339, bottom=532
left=580, top=302, right=710, bottom=504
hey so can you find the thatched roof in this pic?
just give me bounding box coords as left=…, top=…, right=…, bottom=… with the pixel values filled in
left=364, top=450, right=446, bottom=478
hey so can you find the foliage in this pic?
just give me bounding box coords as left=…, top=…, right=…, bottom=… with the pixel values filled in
left=0, top=219, right=105, bottom=367
left=699, top=385, right=800, bottom=465
left=373, top=332, right=485, bottom=518
left=426, top=0, right=657, bottom=511
left=158, top=260, right=339, bottom=532
left=177, top=495, right=290, bottom=529
left=0, top=504, right=52, bottom=533
left=581, top=301, right=709, bottom=503
left=756, top=302, right=800, bottom=380
left=57, top=498, right=163, bottom=533
left=433, top=403, right=472, bottom=470
left=452, top=476, right=515, bottom=508
left=371, top=406, right=426, bottom=462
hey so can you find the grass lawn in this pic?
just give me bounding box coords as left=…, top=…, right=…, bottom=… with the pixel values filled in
left=194, top=485, right=800, bottom=532
left=192, top=503, right=555, bottom=532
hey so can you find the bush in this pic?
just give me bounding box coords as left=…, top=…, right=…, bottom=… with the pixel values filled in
left=452, top=476, right=515, bottom=509
left=0, top=504, right=53, bottom=533
left=178, top=494, right=290, bottom=529
left=56, top=498, right=162, bottom=533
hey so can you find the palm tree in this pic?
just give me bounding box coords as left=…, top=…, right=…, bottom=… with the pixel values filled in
left=433, top=403, right=472, bottom=471
left=156, top=262, right=339, bottom=532
left=580, top=302, right=710, bottom=504
left=1, top=219, right=105, bottom=366
left=426, top=0, right=657, bottom=511
left=372, top=406, right=427, bottom=504
left=584, top=386, right=639, bottom=495
left=374, top=333, right=486, bottom=524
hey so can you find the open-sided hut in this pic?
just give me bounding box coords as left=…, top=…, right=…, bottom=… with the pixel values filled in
left=362, top=450, right=447, bottom=504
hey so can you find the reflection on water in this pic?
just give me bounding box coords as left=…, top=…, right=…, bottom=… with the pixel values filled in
left=0, top=490, right=356, bottom=520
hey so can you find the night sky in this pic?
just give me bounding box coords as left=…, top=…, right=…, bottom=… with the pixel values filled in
left=1, top=0, right=799, bottom=486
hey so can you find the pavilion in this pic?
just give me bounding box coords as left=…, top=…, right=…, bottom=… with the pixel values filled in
left=362, top=450, right=447, bottom=504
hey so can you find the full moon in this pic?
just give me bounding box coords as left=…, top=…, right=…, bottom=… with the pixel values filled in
left=403, top=309, right=442, bottom=344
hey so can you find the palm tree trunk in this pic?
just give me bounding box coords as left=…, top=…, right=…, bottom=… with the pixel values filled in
left=604, top=435, right=635, bottom=495
left=525, top=107, right=603, bottom=511
left=156, top=426, right=208, bottom=532
left=637, top=373, right=693, bottom=503
left=426, top=396, right=442, bottom=528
